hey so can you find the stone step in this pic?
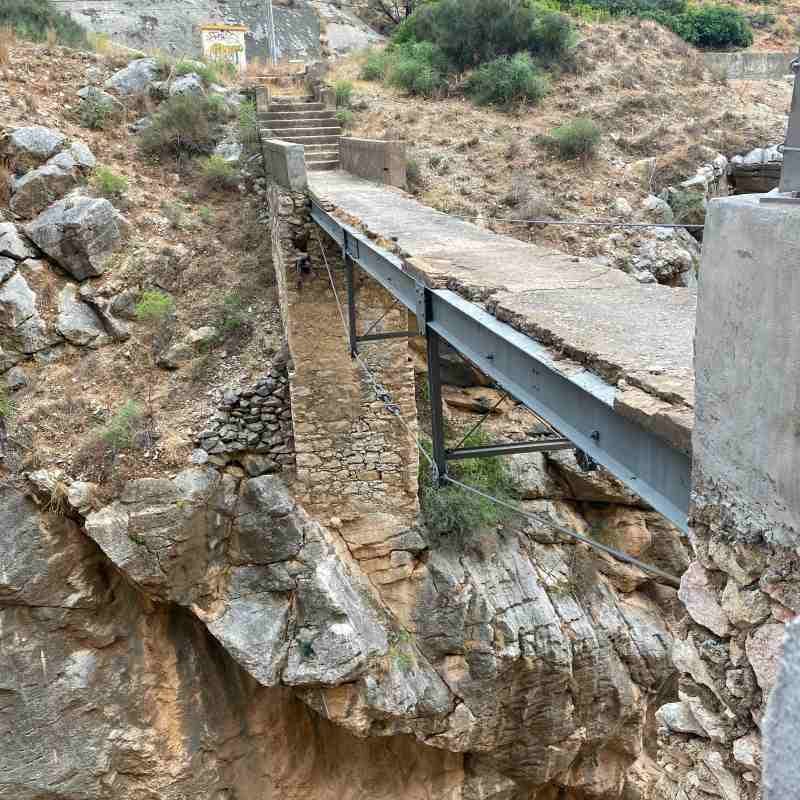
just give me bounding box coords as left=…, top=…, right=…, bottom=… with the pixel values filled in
left=261, top=132, right=341, bottom=146
left=262, top=126, right=341, bottom=137
left=265, top=118, right=339, bottom=130
left=270, top=95, right=315, bottom=103
left=302, top=143, right=340, bottom=153
left=305, top=149, right=340, bottom=160
left=260, top=111, right=337, bottom=122
left=307, top=160, right=340, bottom=172
left=268, top=102, right=324, bottom=112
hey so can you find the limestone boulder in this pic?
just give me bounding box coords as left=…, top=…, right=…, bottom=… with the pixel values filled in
left=104, top=57, right=159, bottom=96
left=641, top=194, right=674, bottom=224
left=678, top=562, right=731, bottom=637
left=25, top=195, right=130, bottom=281
left=76, top=285, right=130, bottom=341
left=0, top=272, right=37, bottom=329
left=632, top=227, right=700, bottom=286
left=656, top=701, right=708, bottom=737
left=505, top=451, right=567, bottom=500
left=746, top=623, right=785, bottom=694
left=56, top=285, right=109, bottom=347
left=169, top=73, right=204, bottom=96
left=0, top=258, right=15, bottom=284
left=722, top=580, right=771, bottom=627
left=11, top=159, right=79, bottom=219
left=2, top=126, right=66, bottom=172
left=157, top=326, right=217, bottom=369
left=68, top=140, right=97, bottom=171
left=0, top=223, right=37, bottom=261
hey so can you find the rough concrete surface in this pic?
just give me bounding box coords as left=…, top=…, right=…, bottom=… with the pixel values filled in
left=696, top=193, right=800, bottom=547
left=58, top=0, right=379, bottom=61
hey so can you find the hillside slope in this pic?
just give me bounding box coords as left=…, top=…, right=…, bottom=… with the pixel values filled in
left=333, top=19, right=790, bottom=276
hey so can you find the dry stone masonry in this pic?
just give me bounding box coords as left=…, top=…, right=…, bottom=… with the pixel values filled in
left=193, top=368, right=296, bottom=473
left=264, top=177, right=420, bottom=589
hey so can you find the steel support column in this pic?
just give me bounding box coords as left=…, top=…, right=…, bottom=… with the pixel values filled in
left=344, top=256, right=358, bottom=357
left=426, top=326, right=448, bottom=485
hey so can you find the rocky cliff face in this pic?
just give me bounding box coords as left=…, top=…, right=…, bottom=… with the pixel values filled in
left=3, top=452, right=689, bottom=799
left=56, top=0, right=381, bottom=61
left=0, top=478, right=464, bottom=800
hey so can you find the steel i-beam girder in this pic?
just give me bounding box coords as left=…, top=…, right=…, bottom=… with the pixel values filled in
left=311, top=199, right=691, bottom=532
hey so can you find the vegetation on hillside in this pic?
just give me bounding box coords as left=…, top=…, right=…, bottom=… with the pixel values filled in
left=419, top=430, right=517, bottom=536
left=0, top=0, right=87, bottom=48
left=361, top=0, right=752, bottom=110
left=139, top=94, right=228, bottom=162
left=361, top=0, right=574, bottom=106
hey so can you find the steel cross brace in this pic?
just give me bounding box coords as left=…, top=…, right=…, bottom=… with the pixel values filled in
left=341, top=229, right=421, bottom=356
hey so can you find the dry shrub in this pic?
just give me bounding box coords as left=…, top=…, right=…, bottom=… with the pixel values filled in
left=0, top=25, right=13, bottom=65
left=0, top=163, right=11, bottom=206
left=502, top=175, right=552, bottom=220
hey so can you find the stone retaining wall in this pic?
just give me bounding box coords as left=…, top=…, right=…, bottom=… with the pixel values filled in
left=266, top=180, right=421, bottom=589
left=703, top=51, right=794, bottom=81
left=339, top=138, right=407, bottom=189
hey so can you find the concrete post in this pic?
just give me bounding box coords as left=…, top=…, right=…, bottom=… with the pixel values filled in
left=695, top=194, right=800, bottom=544
left=660, top=193, right=800, bottom=798
left=255, top=85, right=271, bottom=112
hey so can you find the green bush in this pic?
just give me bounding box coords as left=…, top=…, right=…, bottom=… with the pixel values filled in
left=466, top=53, right=549, bottom=108
left=174, top=58, right=219, bottom=85
left=197, top=155, right=238, bottom=191
left=78, top=93, right=117, bottom=130
left=548, top=117, right=601, bottom=159
left=336, top=108, right=355, bottom=129
left=91, top=166, right=128, bottom=201
left=389, top=40, right=449, bottom=96
left=666, top=188, right=706, bottom=226
left=334, top=79, right=354, bottom=107
left=135, top=290, right=175, bottom=323
left=0, top=0, right=87, bottom=48
left=653, top=4, right=753, bottom=48
left=238, top=99, right=259, bottom=152
left=102, top=400, right=143, bottom=450
left=219, top=292, right=248, bottom=334
left=361, top=47, right=391, bottom=81
left=419, top=431, right=516, bottom=536
left=406, top=157, right=422, bottom=189
left=159, top=201, right=186, bottom=229
left=139, top=94, right=226, bottom=160
left=400, top=0, right=574, bottom=73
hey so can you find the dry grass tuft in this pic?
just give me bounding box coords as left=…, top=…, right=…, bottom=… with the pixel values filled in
left=0, top=163, right=11, bottom=207
left=0, top=25, right=14, bottom=65
left=44, top=480, right=70, bottom=516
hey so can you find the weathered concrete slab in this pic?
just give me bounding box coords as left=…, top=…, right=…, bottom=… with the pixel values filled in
left=309, top=171, right=696, bottom=450
left=696, top=193, right=800, bottom=546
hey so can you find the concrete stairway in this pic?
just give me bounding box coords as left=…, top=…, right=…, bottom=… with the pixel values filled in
left=259, top=96, right=341, bottom=172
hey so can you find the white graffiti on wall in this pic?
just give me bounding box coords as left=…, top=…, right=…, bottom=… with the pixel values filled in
left=201, top=25, right=248, bottom=73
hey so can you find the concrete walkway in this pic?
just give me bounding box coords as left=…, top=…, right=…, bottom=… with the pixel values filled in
left=308, top=171, right=696, bottom=452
